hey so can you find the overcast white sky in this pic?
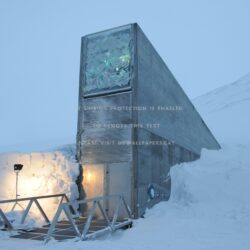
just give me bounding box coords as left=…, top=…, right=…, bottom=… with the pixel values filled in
left=0, top=0, right=250, bottom=152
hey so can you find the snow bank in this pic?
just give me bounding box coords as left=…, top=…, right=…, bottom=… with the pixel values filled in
left=170, top=144, right=250, bottom=217
left=0, top=144, right=79, bottom=222
left=193, top=73, right=250, bottom=144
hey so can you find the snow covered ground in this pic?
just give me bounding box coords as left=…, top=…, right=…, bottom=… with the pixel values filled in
left=1, top=74, right=250, bottom=249
left=193, top=73, right=250, bottom=144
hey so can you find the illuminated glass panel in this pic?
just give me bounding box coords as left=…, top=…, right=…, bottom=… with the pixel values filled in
left=83, top=26, right=132, bottom=96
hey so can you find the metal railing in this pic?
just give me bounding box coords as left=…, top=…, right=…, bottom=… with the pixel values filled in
left=0, top=193, right=74, bottom=230
left=44, top=194, right=132, bottom=244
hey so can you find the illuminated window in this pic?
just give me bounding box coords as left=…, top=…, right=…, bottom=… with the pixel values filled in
left=82, top=26, right=133, bottom=96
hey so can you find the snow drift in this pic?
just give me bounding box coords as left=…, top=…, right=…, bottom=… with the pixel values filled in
left=193, top=73, right=250, bottom=144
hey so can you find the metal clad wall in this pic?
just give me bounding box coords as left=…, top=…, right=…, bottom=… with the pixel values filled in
left=136, top=25, right=220, bottom=155
left=134, top=24, right=220, bottom=216
left=136, top=129, right=171, bottom=216
left=79, top=92, right=133, bottom=164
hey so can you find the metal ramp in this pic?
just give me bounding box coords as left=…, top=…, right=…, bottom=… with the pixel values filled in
left=11, top=217, right=132, bottom=242
left=1, top=194, right=132, bottom=243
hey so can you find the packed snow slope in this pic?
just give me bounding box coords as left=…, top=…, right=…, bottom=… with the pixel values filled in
left=193, top=73, right=250, bottom=144
left=1, top=74, right=250, bottom=249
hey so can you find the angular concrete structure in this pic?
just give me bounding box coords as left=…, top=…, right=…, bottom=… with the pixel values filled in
left=76, top=23, right=220, bottom=218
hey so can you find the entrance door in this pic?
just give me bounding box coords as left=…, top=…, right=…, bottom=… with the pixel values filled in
left=82, top=162, right=131, bottom=219
left=105, top=162, right=132, bottom=218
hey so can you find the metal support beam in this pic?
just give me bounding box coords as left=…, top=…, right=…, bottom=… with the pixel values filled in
left=97, top=201, right=112, bottom=231
left=0, top=208, right=13, bottom=230
left=63, top=195, right=76, bottom=215
left=81, top=201, right=97, bottom=240
left=44, top=205, right=63, bottom=244
left=62, top=204, right=81, bottom=237
left=34, top=199, right=50, bottom=224
left=111, top=197, right=122, bottom=226
left=21, top=199, right=33, bottom=224
left=121, top=196, right=132, bottom=218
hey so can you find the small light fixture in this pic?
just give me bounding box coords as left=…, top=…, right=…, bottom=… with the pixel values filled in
left=14, top=164, right=23, bottom=172
left=12, top=164, right=24, bottom=211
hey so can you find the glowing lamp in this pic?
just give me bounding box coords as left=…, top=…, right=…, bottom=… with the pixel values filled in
left=12, top=164, right=24, bottom=210
left=85, top=171, right=93, bottom=183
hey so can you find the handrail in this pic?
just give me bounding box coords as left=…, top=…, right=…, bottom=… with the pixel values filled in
left=0, top=193, right=67, bottom=204
left=44, top=194, right=132, bottom=244
left=0, top=193, right=75, bottom=230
